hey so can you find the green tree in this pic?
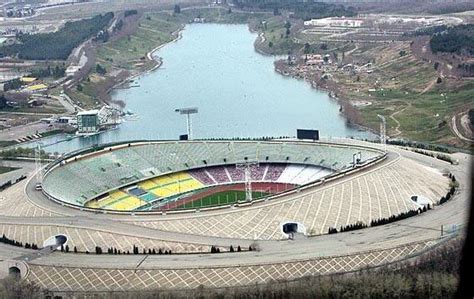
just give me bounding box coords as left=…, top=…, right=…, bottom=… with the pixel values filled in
left=284, top=21, right=291, bottom=37
left=304, top=43, right=311, bottom=54
left=96, top=64, right=107, bottom=75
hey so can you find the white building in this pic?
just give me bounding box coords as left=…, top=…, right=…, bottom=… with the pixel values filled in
left=65, top=65, right=81, bottom=77
left=77, top=110, right=99, bottom=135
left=304, top=17, right=364, bottom=28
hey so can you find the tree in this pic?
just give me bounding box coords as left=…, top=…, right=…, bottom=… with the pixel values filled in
left=268, top=41, right=273, bottom=48
left=114, top=20, right=124, bottom=32
left=284, top=21, right=291, bottom=37
left=0, top=95, right=8, bottom=109
left=124, top=9, right=138, bottom=17
left=174, top=4, right=181, bottom=14
left=3, top=78, right=22, bottom=91
left=96, top=64, right=107, bottom=75
left=304, top=43, right=310, bottom=54
left=469, top=109, right=474, bottom=125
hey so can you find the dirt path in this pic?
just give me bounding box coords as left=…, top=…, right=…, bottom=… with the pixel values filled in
left=344, top=44, right=359, bottom=56
left=451, top=112, right=474, bottom=143
left=389, top=101, right=411, bottom=137
left=420, top=77, right=438, bottom=94
left=420, top=68, right=443, bottom=94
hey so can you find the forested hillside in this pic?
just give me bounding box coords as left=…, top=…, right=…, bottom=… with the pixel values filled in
left=232, top=0, right=356, bottom=20
left=0, top=12, right=114, bottom=60
left=430, top=24, right=474, bottom=54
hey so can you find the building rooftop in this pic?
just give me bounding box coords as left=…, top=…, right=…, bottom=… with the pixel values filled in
left=21, top=77, right=37, bottom=83
left=77, top=110, right=99, bottom=116
left=25, top=83, right=47, bottom=91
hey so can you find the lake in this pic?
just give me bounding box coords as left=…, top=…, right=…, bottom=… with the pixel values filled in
left=37, top=24, right=372, bottom=153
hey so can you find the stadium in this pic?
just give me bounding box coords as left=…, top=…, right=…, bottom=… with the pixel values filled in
left=0, top=137, right=469, bottom=294
left=41, top=140, right=383, bottom=213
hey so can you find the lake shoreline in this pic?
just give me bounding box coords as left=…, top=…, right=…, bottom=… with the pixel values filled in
left=111, top=25, right=185, bottom=92
left=272, top=61, right=379, bottom=137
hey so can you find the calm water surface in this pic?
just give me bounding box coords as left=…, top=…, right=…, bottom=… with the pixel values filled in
left=38, top=24, right=371, bottom=152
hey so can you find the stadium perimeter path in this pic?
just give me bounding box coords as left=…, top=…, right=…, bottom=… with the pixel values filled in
left=0, top=149, right=435, bottom=250
left=0, top=145, right=469, bottom=267
left=0, top=143, right=470, bottom=291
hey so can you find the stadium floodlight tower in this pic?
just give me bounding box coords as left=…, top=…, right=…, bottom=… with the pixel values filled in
left=236, top=161, right=259, bottom=202
left=175, top=107, right=198, bottom=140
left=377, top=114, right=387, bottom=153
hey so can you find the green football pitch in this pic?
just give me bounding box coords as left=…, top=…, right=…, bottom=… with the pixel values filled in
left=180, top=190, right=269, bottom=209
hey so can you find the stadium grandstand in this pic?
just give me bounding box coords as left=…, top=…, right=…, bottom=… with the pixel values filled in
left=41, top=140, right=382, bottom=211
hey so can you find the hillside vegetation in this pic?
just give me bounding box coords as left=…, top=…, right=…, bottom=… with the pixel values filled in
left=233, top=0, right=356, bottom=20
left=0, top=12, right=114, bottom=60
left=430, top=24, right=474, bottom=55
